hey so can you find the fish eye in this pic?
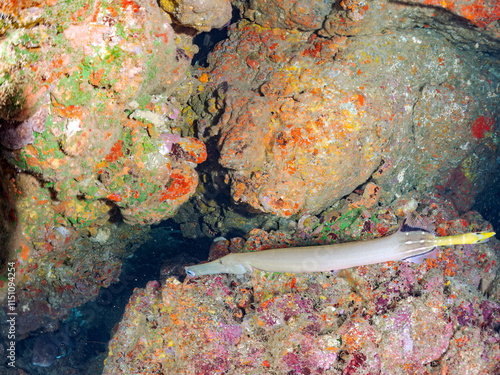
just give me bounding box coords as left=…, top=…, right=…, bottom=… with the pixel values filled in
left=185, top=269, right=196, bottom=277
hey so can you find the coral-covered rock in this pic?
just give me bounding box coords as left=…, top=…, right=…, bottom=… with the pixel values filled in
left=202, top=18, right=498, bottom=216
left=94, top=122, right=206, bottom=225
left=160, top=0, right=232, bottom=31
left=405, top=0, right=500, bottom=39
left=0, top=223, right=151, bottom=337
left=0, top=0, right=205, bottom=333
left=103, top=195, right=500, bottom=374
left=0, top=0, right=202, bottom=239
left=241, top=0, right=500, bottom=42
left=238, top=0, right=336, bottom=31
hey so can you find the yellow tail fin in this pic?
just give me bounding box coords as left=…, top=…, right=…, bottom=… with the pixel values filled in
left=435, top=231, right=496, bottom=247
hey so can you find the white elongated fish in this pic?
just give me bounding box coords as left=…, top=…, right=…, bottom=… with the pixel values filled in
left=185, top=219, right=495, bottom=277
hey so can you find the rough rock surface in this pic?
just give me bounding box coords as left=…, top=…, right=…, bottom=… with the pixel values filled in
left=0, top=0, right=212, bottom=333
left=0, top=0, right=498, bottom=364
left=103, top=193, right=500, bottom=374
left=405, top=0, right=500, bottom=39
left=0, top=0, right=201, bottom=229
left=238, top=0, right=337, bottom=31
left=196, top=0, right=499, bottom=217
left=159, top=0, right=232, bottom=31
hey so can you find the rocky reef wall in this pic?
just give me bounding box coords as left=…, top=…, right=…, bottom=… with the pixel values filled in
left=0, top=0, right=499, bottom=372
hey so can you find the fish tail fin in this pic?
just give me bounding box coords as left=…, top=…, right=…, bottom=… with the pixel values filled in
left=435, top=231, right=496, bottom=246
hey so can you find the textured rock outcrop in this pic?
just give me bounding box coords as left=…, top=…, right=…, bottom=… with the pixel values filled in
left=199, top=11, right=498, bottom=216
left=0, top=0, right=215, bottom=333
left=103, top=194, right=500, bottom=374
left=159, top=0, right=232, bottom=31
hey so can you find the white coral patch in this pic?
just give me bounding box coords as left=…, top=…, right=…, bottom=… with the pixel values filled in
left=397, top=169, right=405, bottom=183
left=65, top=118, right=82, bottom=137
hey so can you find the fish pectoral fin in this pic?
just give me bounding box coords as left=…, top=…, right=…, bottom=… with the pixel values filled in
left=403, top=247, right=437, bottom=265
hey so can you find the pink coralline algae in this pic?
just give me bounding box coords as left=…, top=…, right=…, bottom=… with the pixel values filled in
left=0, top=104, right=47, bottom=150
left=160, top=133, right=182, bottom=154
left=103, top=195, right=500, bottom=374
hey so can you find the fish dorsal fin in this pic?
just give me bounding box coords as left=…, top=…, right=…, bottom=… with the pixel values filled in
left=398, top=215, right=438, bottom=264
left=398, top=214, right=435, bottom=236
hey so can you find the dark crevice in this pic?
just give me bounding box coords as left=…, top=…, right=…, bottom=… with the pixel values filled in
left=472, top=167, right=500, bottom=233
left=191, top=6, right=241, bottom=67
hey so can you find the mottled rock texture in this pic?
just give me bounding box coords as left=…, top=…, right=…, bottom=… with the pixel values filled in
left=160, top=0, right=232, bottom=31
left=197, top=0, right=499, bottom=217
left=103, top=195, right=500, bottom=374
left=0, top=0, right=498, bottom=358
left=0, top=0, right=213, bottom=333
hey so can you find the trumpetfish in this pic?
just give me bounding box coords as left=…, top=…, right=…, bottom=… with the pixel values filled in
left=185, top=219, right=495, bottom=277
